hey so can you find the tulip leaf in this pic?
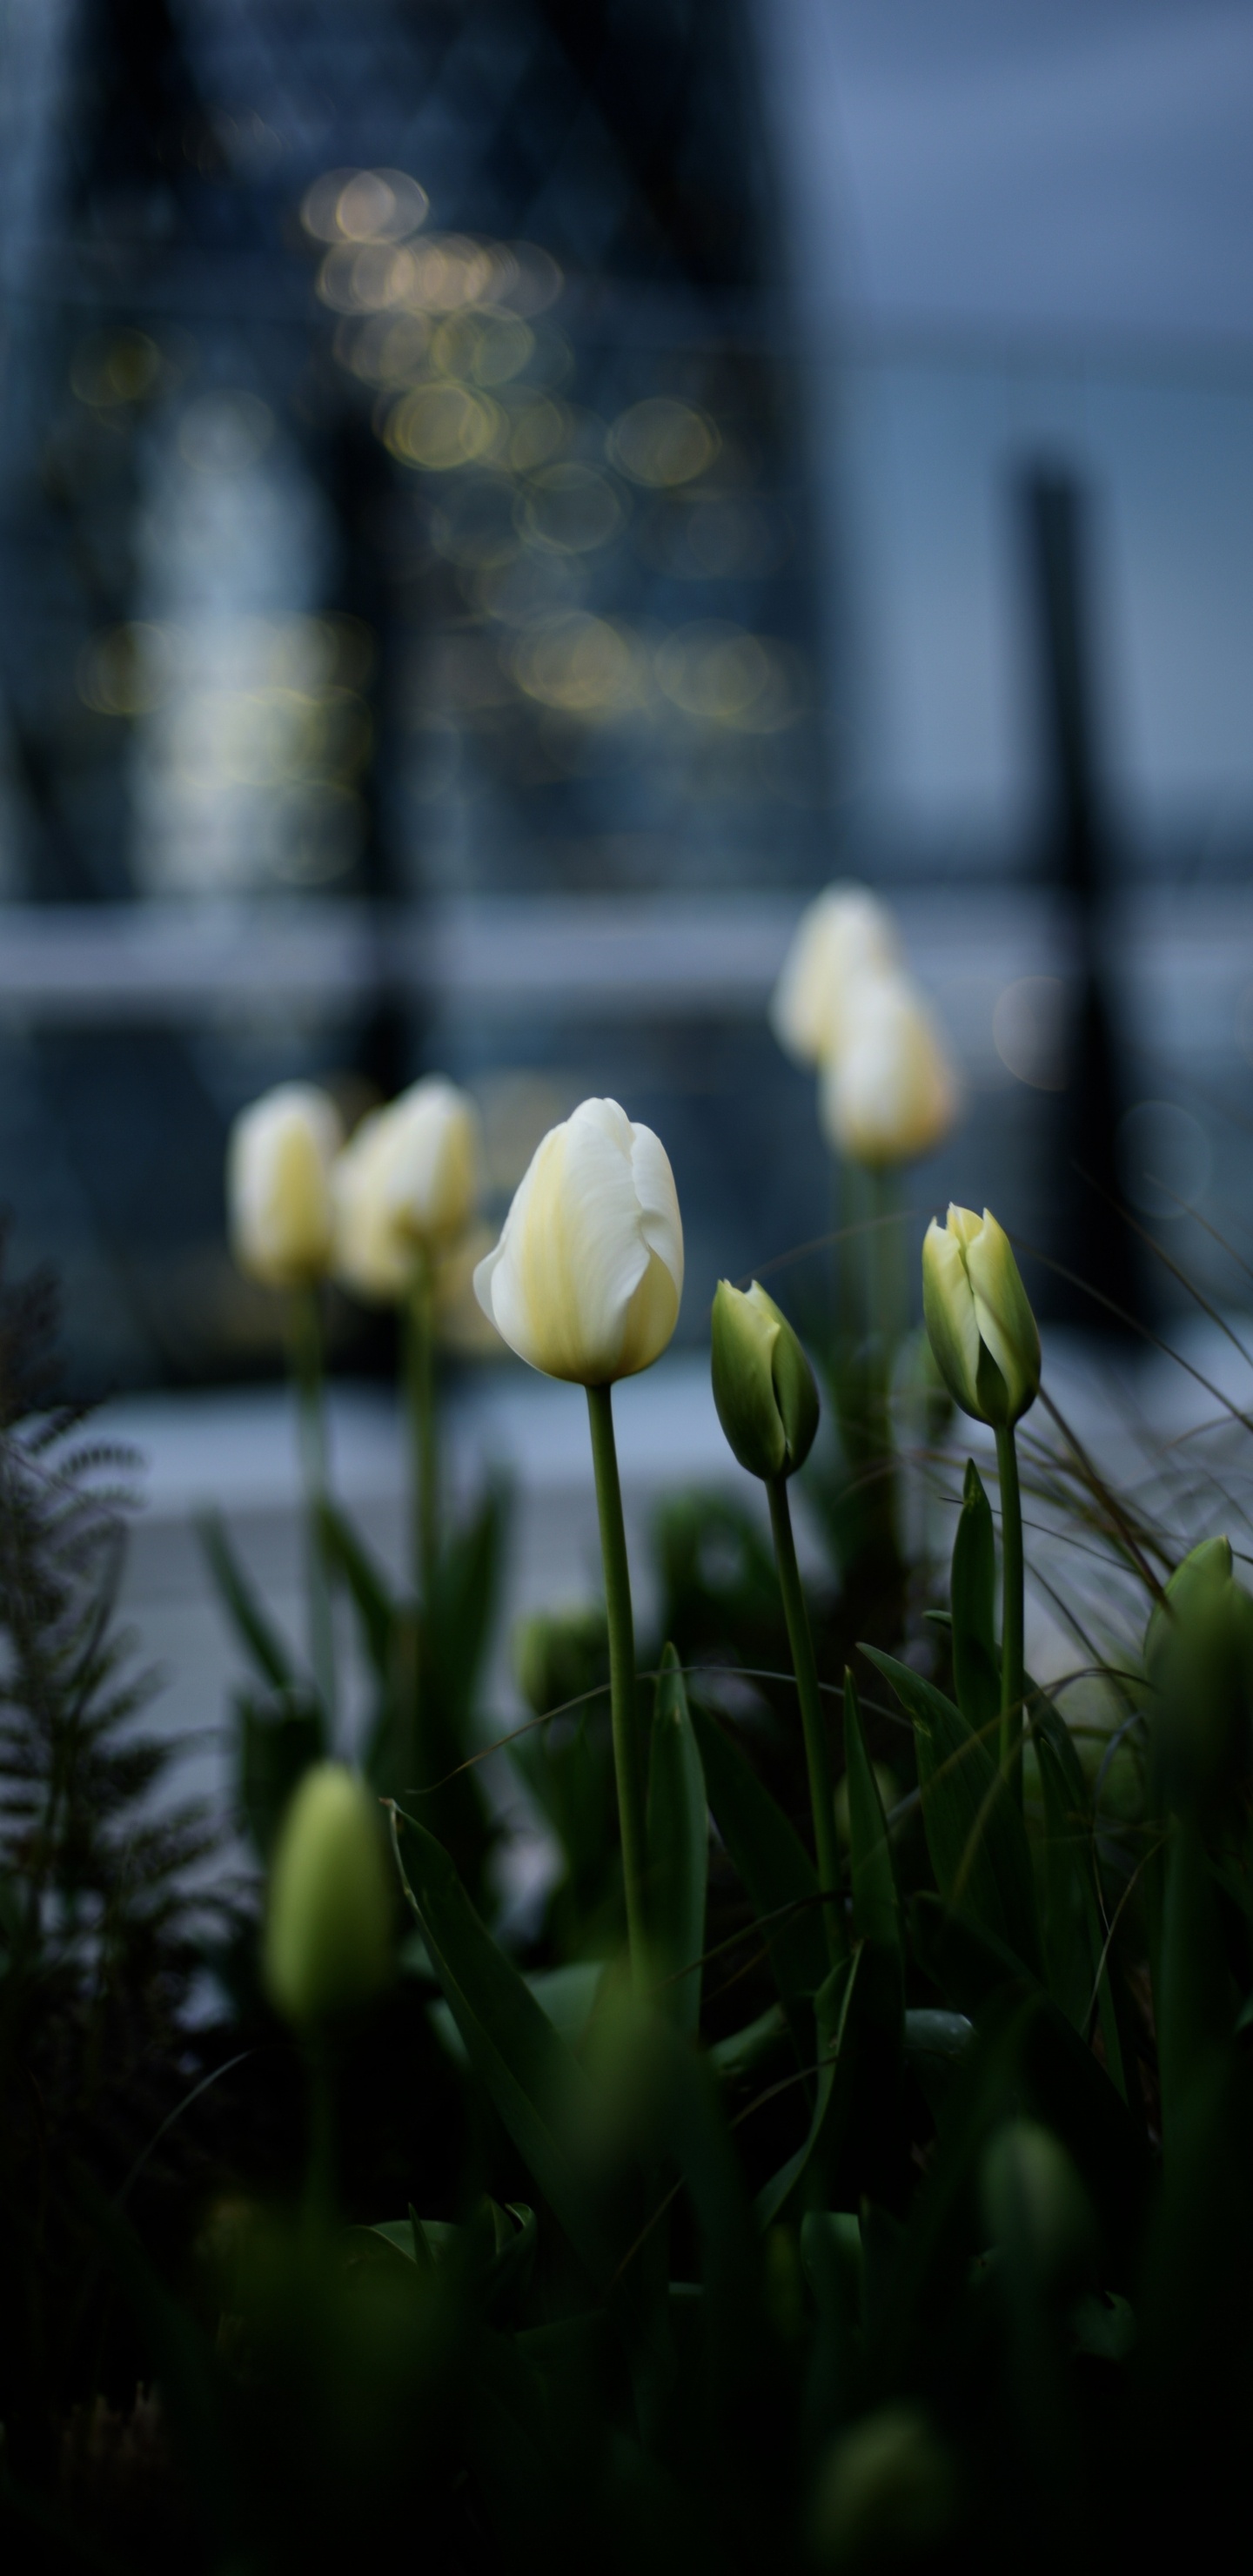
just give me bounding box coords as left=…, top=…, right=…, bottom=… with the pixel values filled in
left=843, top=1671, right=903, bottom=1996
left=428, top=1483, right=508, bottom=1732
left=755, top=1947, right=863, bottom=2229
left=237, top=1686, right=324, bottom=1861
left=1156, top=1813, right=1234, bottom=2155
left=877, top=1988, right=1043, bottom=2355
left=647, top=1646, right=708, bottom=2036
left=317, top=1498, right=394, bottom=1676
left=388, top=1803, right=632, bottom=2298
left=910, top=1892, right=1148, bottom=2273
left=199, top=1509, right=295, bottom=1693
left=860, top=1646, right=1042, bottom=1979
left=687, top=1699, right=829, bottom=2029
left=1035, top=1728, right=1094, bottom=2029
left=710, top=2001, right=790, bottom=2085
left=1029, top=1708, right=1133, bottom=2110
left=949, top=1460, right=1000, bottom=1741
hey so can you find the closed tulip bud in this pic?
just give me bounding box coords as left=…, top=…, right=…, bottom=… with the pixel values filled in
left=473, top=1097, right=683, bottom=1385
left=769, top=882, right=900, bottom=1069
left=264, top=1763, right=392, bottom=2028
left=808, top=2405, right=956, bottom=2569
left=981, top=2116, right=1096, bottom=2291
left=921, top=1204, right=1040, bottom=1428
left=333, top=1077, right=479, bottom=1305
left=821, top=972, right=959, bottom=1169
left=513, top=1601, right=608, bottom=1717
left=711, top=1280, right=819, bottom=1482
left=228, top=1084, right=342, bottom=1290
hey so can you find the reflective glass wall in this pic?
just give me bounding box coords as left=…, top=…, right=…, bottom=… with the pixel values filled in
left=2, top=0, right=1250, bottom=1392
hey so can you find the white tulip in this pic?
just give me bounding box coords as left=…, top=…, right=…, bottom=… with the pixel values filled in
left=331, top=1110, right=411, bottom=1304
left=228, top=1083, right=342, bottom=1289
left=769, top=882, right=901, bottom=1069
left=473, top=1097, right=683, bottom=1385
left=821, top=972, right=959, bottom=1169
left=332, top=1077, right=479, bottom=1305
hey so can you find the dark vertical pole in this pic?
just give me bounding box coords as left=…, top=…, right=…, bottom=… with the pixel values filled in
left=1022, top=468, right=1141, bottom=1333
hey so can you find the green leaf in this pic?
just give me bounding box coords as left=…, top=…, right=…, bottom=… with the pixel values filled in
left=861, top=1646, right=1042, bottom=1979
left=876, top=1989, right=1043, bottom=2358
left=755, top=1949, right=863, bottom=2228
left=710, top=2002, right=789, bottom=2084
left=1156, top=1812, right=1234, bottom=2156
left=318, top=1498, right=395, bottom=1677
left=237, top=1686, right=324, bottom=1860
left=688, top=1699, right=828, bottom=2036
left=388, top=1803, right=630, bottom=2297
left=950, top=1459, right=1000, bottom=1740
left=428, top=1485, right=508, bottom=1729
left=910, top=1893, right=1149, bottom=2276
left=801, top=2210, right=863, bottom=2429
left=843, top=1670, right=904, bottom=2033
left=1036, top=1728, right=1093, bottom=2028
left=647, top=1646, right=707, bottom=2036
left=200, top=1510, right=293, bottom=1692
left=1032, top=1707, right=1134, bottom=2105
left=902, top=2007, right=974, bottom=2116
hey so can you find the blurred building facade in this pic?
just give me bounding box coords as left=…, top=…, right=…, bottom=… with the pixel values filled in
left=1, top=0, right=1251, bottom=1388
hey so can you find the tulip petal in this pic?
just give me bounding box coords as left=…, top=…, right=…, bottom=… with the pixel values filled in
left=711, top=1280, right=787, bottom=1479
left=921, top=1218, right=983, bottom=1419
left=475, top=1101, right=646, bottom=1381
left=965, top=1211, right=1041, bottom=1425
left=628, top=1120, right=685, bottom=1303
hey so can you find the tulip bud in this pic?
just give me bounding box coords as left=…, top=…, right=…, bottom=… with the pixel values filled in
left=808, top=2405, right=955, bottom=2568
left=981, top=2116, right=1096, bottom=2292
left=332, top=1077, right=479, bottom=1305
left=473, top=1097, right=683, bottom=1385
left=228, top=1084, right=342, bottom=1290
left=1145, top=1536, right=1253, bottom=1796
left=921, top=1204, right=1040, bottom=1428
left=513, top=1601, right=608, bottom=1717
left=711, top=1280, right=819, bottom=1482
left=769, top=882, right=900, bottom=1069
left=264, top=1763, right=392, bottom=2028
left=821, top=971, right=959, bottom=1169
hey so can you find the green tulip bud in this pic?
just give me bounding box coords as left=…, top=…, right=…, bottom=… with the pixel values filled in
left=264, top=1764, right=392, bottom=2029
left=1145, top=1536, right=1253, bottom=1797
left=981, top=2116, right=1096, bottom=2292
left=513, top=1601, right=608, bottom=1717
left=921, top=1203, right=1040, bottom=1428
left=808, top=2405, right=956, bottom=2568
left=711, top=1279, right=820, bottom=1482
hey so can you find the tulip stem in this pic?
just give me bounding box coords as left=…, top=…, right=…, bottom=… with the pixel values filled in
left=767, top=1475, right=845, bottom=1964
left=995, top=1423, right=1026, bottom=1803
left=302, top=2034, right=337, bottom=2238
left=290, top=1285, right=337, bottom=1738
left=405, top=1257, right=439, bottom=1604
left=586, top=1383, right=649, bottom=1988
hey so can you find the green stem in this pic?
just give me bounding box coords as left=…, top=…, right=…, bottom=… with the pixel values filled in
left=767, top=1475, right=845, bottom=1964
left=301, top=2033, right=337, bottom=2240
left=404, top=1258, right=438, bottom=1604
left=290, top=1285, right=336, bottom=1738
left=995, top=1422, right=1026, bottom=1803
left=586, top=1382, right=649, bottom=1988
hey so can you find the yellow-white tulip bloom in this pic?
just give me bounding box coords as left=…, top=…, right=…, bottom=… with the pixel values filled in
left=821, top=973, right=959, bottom=1169
left=769, top=882, right=901, bottom=1069
left=228, top=1083, right=342, bottom=1289
left=473, top=1097, right=683, bottom=1385
left=332, top=1077, right=479, bottom=1304
left=921, top=1203, right=1041, bottom=1428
